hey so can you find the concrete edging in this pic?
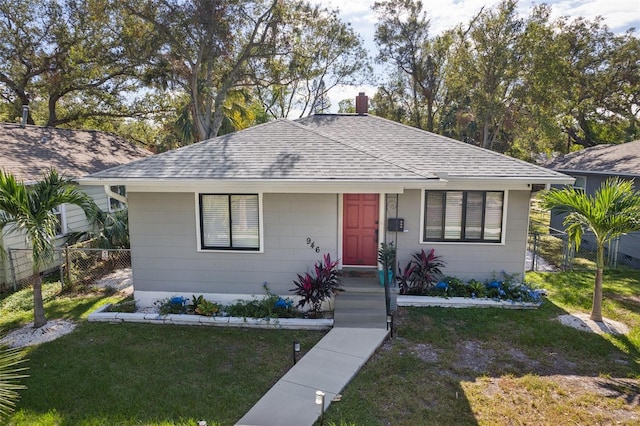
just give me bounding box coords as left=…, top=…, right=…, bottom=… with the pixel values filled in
left=397, top=295, right=542, bottom=309
left=87, top=304, right=333, bottom=330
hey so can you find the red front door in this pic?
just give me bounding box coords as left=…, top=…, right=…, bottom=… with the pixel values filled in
left=343, top=194, right=379, bottom=266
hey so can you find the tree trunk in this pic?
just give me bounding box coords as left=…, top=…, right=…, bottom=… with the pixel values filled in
left=482, top=121, right=491, bottom=149
left=590, top=243, right=605, bottom=322
left=32, top=270, right=47, bottom=328
left=426, top=96, right=434, bottom=132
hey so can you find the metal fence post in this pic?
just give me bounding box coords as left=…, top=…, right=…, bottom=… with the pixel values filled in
left=531, top=232, right=538, bottom=272
left=7, top=249, right=17, bottom=291
left=609, top=236, right=619, bottom=269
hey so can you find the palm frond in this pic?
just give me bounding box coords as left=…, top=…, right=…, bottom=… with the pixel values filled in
left=0, top=346, right=28, bottom=419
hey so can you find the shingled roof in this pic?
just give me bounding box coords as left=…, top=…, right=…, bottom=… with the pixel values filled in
left=84, top=114, right=569, bottom=185
left=0, top=123, right=152, bottom=183
left=545, top=140, right=640, bottom=177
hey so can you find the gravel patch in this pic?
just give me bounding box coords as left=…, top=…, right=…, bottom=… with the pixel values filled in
left=558, top=312, right=630, bottom=335
left=0, top=319, right=77, bottom=348
left=91, top=267, right=133, bottom=294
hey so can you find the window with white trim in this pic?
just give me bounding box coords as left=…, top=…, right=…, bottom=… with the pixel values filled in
left=572, top=176, right=586, bottom=191
left=109, top=185, right=127, bottom=212
left=199, top=194, right=260, bottom=250
left=423, top=191, right=504, bottom=242
left=53, top=204, right=67, bottom=237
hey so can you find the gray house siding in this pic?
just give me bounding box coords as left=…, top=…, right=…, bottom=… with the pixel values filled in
left=549, top=173, right=640, bottom=267
left=129, top=188, right=531, bottom=306
left=388, top=189, right=529, bottom=280
left=128, top=192, right=339, bottom=299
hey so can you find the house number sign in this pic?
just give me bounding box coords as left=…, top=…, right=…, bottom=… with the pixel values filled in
left=306, top=237, right=320, bottom=253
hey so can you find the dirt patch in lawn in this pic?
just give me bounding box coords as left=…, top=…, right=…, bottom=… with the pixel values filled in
left=464, top=375, right=640, bottom=424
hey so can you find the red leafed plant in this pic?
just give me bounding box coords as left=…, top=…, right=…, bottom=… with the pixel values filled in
left=405, top=248, right=446, bottom=294
left=291, top=253, right=342, bottom=316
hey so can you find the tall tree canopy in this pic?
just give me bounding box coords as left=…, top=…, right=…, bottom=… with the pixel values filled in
left=123, top=0, right=284, bottom=142
left=254, top=1, right=370, bottom=119
left=373, top=0, right=450, bottom=132
left=371, top=0, right=640, bottom=158
left=0, top=0, right=155, bottom=127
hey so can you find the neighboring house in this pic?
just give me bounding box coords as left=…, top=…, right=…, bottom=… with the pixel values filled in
left=0, top=122, right=152, bottom=288
left=81, top=94, right=571, bottom=307
left=545, top=140, right=640, bottom=267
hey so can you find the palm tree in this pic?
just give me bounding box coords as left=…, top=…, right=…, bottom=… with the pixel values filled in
left=541, top=177, right=640, bottom=322
left=0, top=169, right=96, bottom=328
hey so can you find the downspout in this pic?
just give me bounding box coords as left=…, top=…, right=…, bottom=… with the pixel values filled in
left=104, top=185, right=127, bottom=207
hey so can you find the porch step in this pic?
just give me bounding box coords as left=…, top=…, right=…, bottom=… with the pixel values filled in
left=333, top=291, right=387, bottom=328
left=339, top=267, right=377, bottom=279
left=339, top=276, right=384, bottom=294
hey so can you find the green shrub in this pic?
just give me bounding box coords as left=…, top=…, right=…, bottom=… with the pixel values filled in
left=155, top=296, right=188, bottom=315
left=105, top=298, right=136, bottom=313
left=225, top=284, right=296, bottom=319
left=189, top=295, right=221, bottom=316
left=291, top=253, right=342, bottom=315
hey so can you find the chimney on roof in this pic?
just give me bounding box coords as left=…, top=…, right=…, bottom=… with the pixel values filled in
left=355, top=92, right=368, bottom=115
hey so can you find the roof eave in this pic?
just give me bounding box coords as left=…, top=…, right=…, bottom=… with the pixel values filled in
left=551, top=168, right=640, bottom=178
left=78, top=177, right=448, bottom=194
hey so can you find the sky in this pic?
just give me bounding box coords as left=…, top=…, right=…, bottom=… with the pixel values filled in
left=310, top=0, right=640, bottom=112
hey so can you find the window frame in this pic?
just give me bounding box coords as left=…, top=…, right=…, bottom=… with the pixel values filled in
left=572, top=175, right=587, bottom=191
left=108, top=185, right=127, bottom=212
left=52, top=204, right=67, bottom=237
left=420, top=190, right=505, bottom=244
left=197, top=193, right=263, bottom=252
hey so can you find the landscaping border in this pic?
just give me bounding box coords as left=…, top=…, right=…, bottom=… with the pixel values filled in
left=397, top=295, right=542, bottom=309
left=88, top=304, right=333, bottom=330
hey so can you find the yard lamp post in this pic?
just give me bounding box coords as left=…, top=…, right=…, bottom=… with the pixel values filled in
left=293, top=341, right=301, bottom=365
left=315, top=390, right=325, bottom=425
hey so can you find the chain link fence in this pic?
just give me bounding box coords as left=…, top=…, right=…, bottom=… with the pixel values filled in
left=527, top=220, right=629, bottom=272
left=5, top=242, right=131, bottom=292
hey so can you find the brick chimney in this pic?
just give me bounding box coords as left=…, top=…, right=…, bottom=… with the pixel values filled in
left=355, top=92, right=368, bottom=114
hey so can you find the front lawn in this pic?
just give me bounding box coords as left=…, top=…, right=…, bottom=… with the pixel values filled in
left=321, top=269, right=640, bottom=425
left=2, top=269, right=639, bottom=425
left=0, top=283, right=323, bottom=425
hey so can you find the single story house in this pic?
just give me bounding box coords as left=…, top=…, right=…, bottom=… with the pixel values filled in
left=81, top=94, right=572, bottom=307
left=545, top=140, right=640, bottom=267
left=0, top=122, right=151, bottom=288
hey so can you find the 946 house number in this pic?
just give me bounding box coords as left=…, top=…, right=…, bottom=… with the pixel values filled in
left=306, top=237, right=320, bottom=253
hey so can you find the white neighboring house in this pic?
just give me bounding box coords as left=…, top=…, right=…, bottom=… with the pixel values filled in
left=81, top=93, right=573, bottom=308
left=0, top=122, right=152, bottom=289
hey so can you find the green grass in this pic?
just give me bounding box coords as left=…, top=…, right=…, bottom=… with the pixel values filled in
left=321, top=269, right=640, bottom=425
left=3, top=270, right=640, bottom=425
left=0, top=283, right=324, bottom=425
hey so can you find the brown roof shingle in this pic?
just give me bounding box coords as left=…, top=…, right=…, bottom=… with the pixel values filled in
left=545, top=140, right=640, bottom=177
left=0, top=123, right=152, bottom=182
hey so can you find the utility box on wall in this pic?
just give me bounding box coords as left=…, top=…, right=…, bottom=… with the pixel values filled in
left=387, top=218, right=405, bottom=232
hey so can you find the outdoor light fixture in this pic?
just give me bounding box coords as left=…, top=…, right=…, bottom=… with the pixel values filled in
left=387, top=314, right=394, bottom=338
left=293, top=341, right=301, bottom=365
left=315, top=390, right=325, bottom=425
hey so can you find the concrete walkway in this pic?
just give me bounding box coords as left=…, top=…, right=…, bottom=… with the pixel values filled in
left=236, top=276, right=388, bottom=426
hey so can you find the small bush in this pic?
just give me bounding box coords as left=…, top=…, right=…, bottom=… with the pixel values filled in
left=155, top=296, right=188, bottom=315
left=105, top=298, right=136, bottom=313
left=226, top=284, right=296, bottom=319
left=291, top=253, right=342, bottom=315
